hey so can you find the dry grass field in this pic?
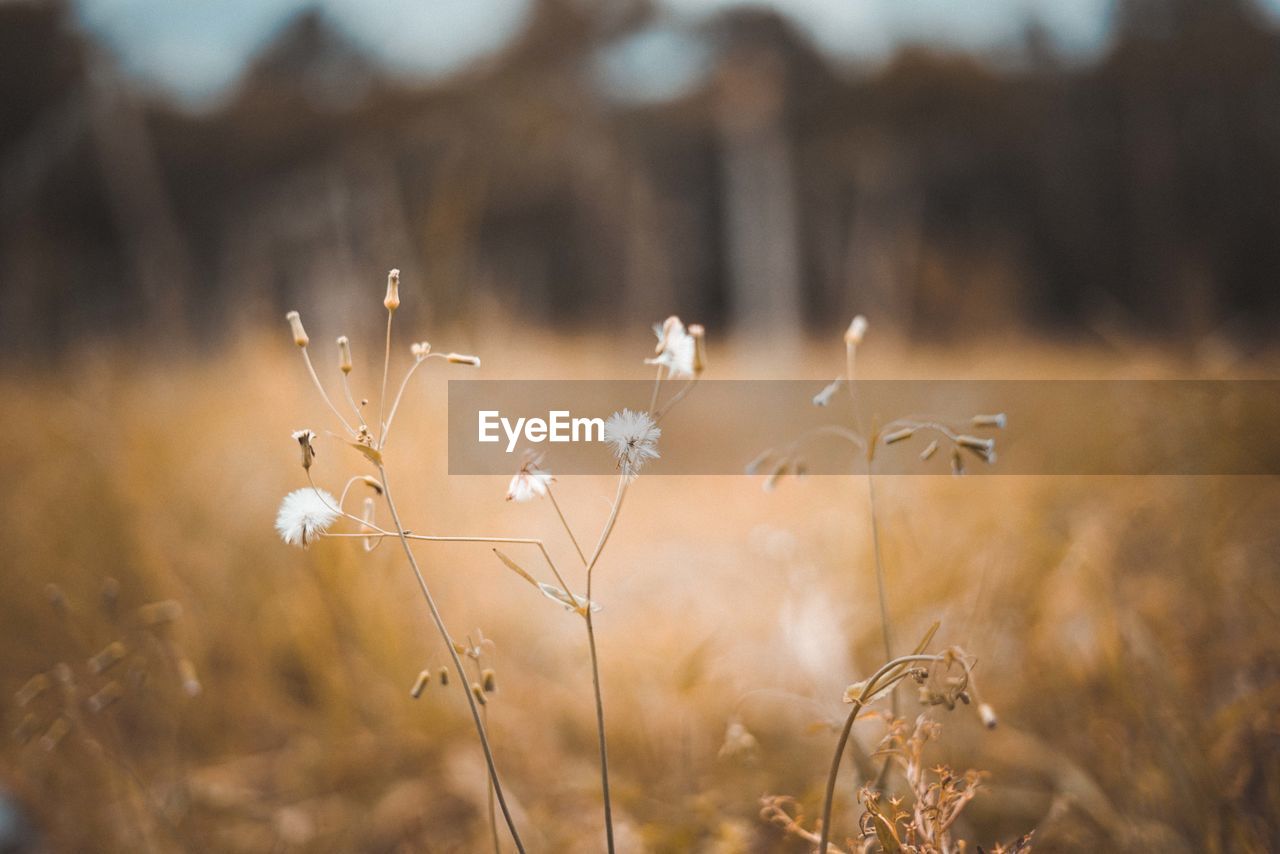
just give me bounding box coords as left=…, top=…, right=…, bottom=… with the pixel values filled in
left=1, top=324, right=1277, bottom=852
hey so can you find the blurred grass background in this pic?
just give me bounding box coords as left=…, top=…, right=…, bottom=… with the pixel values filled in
left=2, top=0, right=1280, bottom=850
left=2, top=333, right=1277, bottom=851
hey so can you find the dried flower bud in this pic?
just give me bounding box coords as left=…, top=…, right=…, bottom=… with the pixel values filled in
left=337, top=336, right=353, bottom=374
left=688, top=323, right=707, bottom=374
left=470, top=683, right=487, bottom=705
left=360, top=497, right=377, bottom=552
left=979, top=702, right=998, bottom=729
left=445, top=353, right=481, bottom=367
left=883, top=427, right=916, bottom=445
left=812, top=377, right=842, bottom=407
left=951, top=448, right=965, bottom=476
left=136, top=600, right=183, bottom=626
left=292, top=429, right=317, bottom=470
left=972, top=413, right=1007, bottom=429
left=844, top=315, right=868, bottom=346
left=12, top=713, right=38, bottom=745
left=920, top=439, right=939, bottom=461
left=957, top=435, right=996, bottom=464
left=410, top=341, right=431, bottom=360
left=384, top=269, right=401, bottom=312
left=745, top=449, right=775, bottom=476
left=88, top=641, right=127, bottom=675
left=40, top=717, right=69, bottom=751
left=656, top=316, right=680, bottom=354
left=438, top=667, right=450, bottom=687
left=178, top=658, right=202, bottom=696
left=88, top=681, right=124, bottom=714
left=411, top=670, right=430, bottom=699
left=286, top=311, right=309, bottom=347
left=481, top=669, right=497, bottom=693
left=15, top=673, right=50, bottom=707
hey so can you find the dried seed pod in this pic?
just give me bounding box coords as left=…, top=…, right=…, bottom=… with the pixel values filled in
left=883, top=427, right=916, bottom=445
left=178, top=659, right=202, bottom=697
left=971, top=413, right=1007, bottom=429
left=844, top=315, right=868, bottom=346
left=286, top=311, right=309, bottom=347
left=445, top=353, right=481, bottom=367
left=979, top=702, right=998, bottom=729
left=14, top=673, right=50, bottom=707
left=337, top=336, right=353, bottom=374
left=136, top=600, right=183, bottom=626
left=384, top=269, right=401, bottom=312
left=438, top=667, right=450, bottom=687
left=88, top=641, right=127, bottom=675
left=688, top=323, right=708, bottom=375
left=410, top=670, right=430, bottom=699
left=481, top=669, right=497, bottom=693
left=470, top=683, right=487, bottom=706
left=920, top=439, right=939, bottom=461
left=12, top=713, right=39, bottom=744
left=39, top=717, right=70, bottom=751
left=88, top=682, right=124, bottom=714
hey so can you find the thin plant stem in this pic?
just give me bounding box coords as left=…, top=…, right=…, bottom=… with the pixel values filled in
left=583, top=475, right=629, bottom=854
left=546, top=485, right=587, bottom=565
left=865, top=465, right=894, bottom=664
left=467, top=640, right=501, bottom=854
left=818, top=654, right=943, bottom=854
left=653, top=376, right=699, bottom=424
left=648, top=365, right=664, bottom=413
left=340, top=372, right=366, bottom=427
left=377, top=311, right=393, bottom=444
left=300, top=347, right=356, bottom=436
left=377, top=463, right=526, bottom=854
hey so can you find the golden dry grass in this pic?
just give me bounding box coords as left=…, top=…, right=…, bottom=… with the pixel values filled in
left=1, top=330, right=1277, bottom=852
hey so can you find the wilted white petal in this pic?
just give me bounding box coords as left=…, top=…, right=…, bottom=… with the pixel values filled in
left=644, top=316, right=697, bottom=378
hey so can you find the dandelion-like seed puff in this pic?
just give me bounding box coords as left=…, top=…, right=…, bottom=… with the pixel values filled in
left=507, top=458, right=555, bottom=503
left=276, top=488, right=340, bottom=548
left=604, top=409, right=661, bottom=479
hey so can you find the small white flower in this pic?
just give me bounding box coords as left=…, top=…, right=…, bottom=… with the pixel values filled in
left=507, top=458, right=555, bottom=503
left=604, top=408, right=661, bottom=478
left=276, top=488, right=340, bottom=548
left=645, top=316, right=697, bottom=378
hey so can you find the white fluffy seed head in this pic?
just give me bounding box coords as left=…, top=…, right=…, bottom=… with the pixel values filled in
left=604, top=409, right=661, bottom=479
left=276, top=488, right=340, bottom=548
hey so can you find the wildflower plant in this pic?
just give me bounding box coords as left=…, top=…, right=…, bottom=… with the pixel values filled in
left=490, top=313, right=706, bottom=853
left=750, top=317, right=1016, bottom=852
left=277, top=270, right=705, bottom=853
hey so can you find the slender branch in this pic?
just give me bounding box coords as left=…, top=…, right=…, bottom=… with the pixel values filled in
left=818, top=654, right=943, bottom=854
left=300, top=347, right=356, bottom=436
left=377, top=311, right=393, bottom=444
left=583, top=474, right=629, bottom=854
left=648, top=365, right=664, bottom=414
left=340, top=372, right=366, bottom=428
left=653, top=376, right=699, bottom=424
left=376, top=463, right=526, bottom=853
left=546, top=485, right=588, bottom=565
